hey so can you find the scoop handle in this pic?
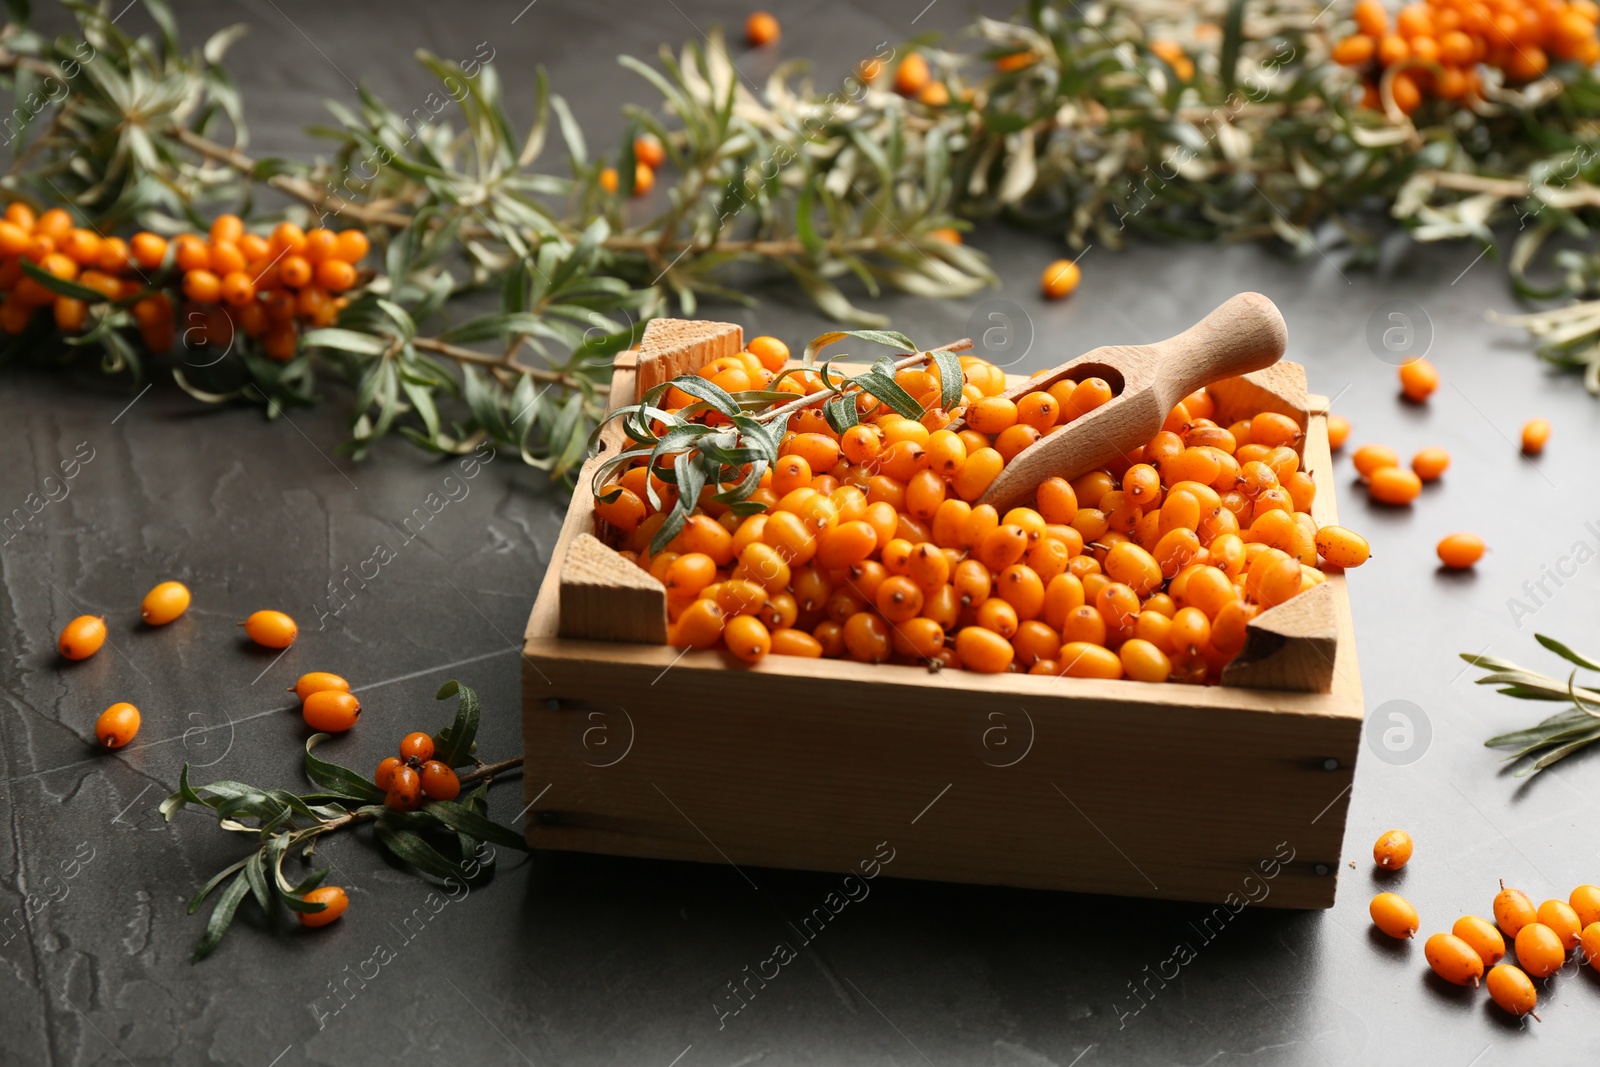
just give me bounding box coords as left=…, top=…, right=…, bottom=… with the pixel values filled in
left=1144, top=292, right=1287, bottom=404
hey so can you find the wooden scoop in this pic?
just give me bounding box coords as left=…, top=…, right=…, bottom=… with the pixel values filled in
left=966, top=292, right=1289, bottom=513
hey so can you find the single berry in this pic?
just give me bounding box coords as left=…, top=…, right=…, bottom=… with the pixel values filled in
left=298, top=886, right=349, bottom=928
left=398, top=732, right=434, bottom=762
left=95, top=702, right=140, bottom=748
left=58, top=615, right=107, bottom=660
left=140, top=581, right=191, bottom=626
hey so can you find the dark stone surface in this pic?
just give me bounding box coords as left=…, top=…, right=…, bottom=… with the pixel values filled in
left=3, top=1, right=1600, bottom=1063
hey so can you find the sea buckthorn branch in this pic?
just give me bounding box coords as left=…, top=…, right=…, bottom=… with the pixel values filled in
left=1461, top=634, right=1600, bottom=776
left=594, top=330, right=982, bottom=554
left=160, top=680, right=527, bottom=961
left=6, top=0, right=1600, bottom=482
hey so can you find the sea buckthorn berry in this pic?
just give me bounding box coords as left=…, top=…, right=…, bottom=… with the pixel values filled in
left=1486, top=965, right=1538, bottom=1019
left=894, top=52, right=931, bottom=95
left=1494, top=882, right=1538, bottom=937
left=242, top=609, right=297, bottom=648
left=315, top=258, right=357, bottom=292
left=1425, top=932, right=1484, bottom=986
left=1312, top=526, right=1369, bottom=569
left=291, top=672, right=349, bottom=702
left=302, top=691, right=361, bottom=733
left=1520, top=418, right=1550, bottom=455
left=399, top=732, right=435, bottom=761
left=130, top=231, right=168, bottom=268
left=1411, top=447, right=1449, bottom=481
left=333, top=228, right=369, bottom=263
left=278, top=254, right=312, bottom=288
left=1453, top=915, right=1506, bottom=967
left=1120, top=639, right=1171, bottom=683
left=1583, top=923, right=1600, bottom=973
left=94, top=702, right=140, bottom=748
left=746, top=10, right=780, bottom=45
left=375, top=756, right=403, bottom=790
left=955, top=626, right=1014, bottom=674
left=58, top=614, right=107, bottom=660
left=1372, top=829, right=1412, bottom=869
left=1537, top=899, right=1582, bottom=950
left=1041, top=258, right=1081, bottom=300
left=1514, top=923, right=1566, bottom=979
left=1351, top=444, right=1398, bottom=479
left=139, top=580, right=191, bottom=625
left=1368, top=466, right=1421, bottom=505
left=672, top=597, right=726, bottom=649
left=745, top=335, right=789, bottom=373
left=1436, top=533, right=1484, bottom=570
left=1369, top=892, right=1419, bottom=939
left=1325, top=413, right=1350, bottom=450
left=842, top=612, right=890, bottom=663
left=419, top=760, right=461, bottom=801
left=1058, top=641, right=1123, bottom=679
left=385, top=765, right=423, bottom=811
left=725, top=614, right=772, bottom=662
left=299, top=885, right=349, bottom=928
left=771, top=628, right=823, bottom=658
left=1570, top=884, right=1600, bottom=928
left=1398, top=357, right=1438, bottom=402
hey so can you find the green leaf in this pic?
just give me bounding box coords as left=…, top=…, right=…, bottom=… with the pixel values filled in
left=19, top=261, right=108, bottom=304
left=661, top=374, right=739, bottom=418
left=186, top=857, right=250, bottom=915
left=304, top=734, right=386, bottom=802
left=419, top=800, right=528, bottom=851
left=375, top=819, right=471, bottom=880
left=193, top=870, right=251, bottom=962
left=851, top=367, right=924, bottom=420
left=929, top=348, right=965, bottom=411
left=801, top=329, right=918, bottom=367
left=1535, top=634, right=1600, bottom=673
left=162, top=764, right=206, bottom=821
left=301, top=328, right=390, bottom=356
left=433, top=681, right=480, bottom=767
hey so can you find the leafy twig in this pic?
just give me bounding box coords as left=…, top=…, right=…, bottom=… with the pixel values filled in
left=1462, top=635, right=1600, bottom=777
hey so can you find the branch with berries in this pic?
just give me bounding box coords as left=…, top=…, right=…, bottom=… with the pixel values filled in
left=161, top=681, right=526, bottom=961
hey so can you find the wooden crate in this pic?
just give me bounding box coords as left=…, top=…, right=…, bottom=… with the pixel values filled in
left=521, top=319, right=1362, bottom=909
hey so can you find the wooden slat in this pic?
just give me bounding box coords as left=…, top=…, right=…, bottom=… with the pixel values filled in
left=634, top=319, right=744, bottom=396
left=557, top=533, right=667, bottom=643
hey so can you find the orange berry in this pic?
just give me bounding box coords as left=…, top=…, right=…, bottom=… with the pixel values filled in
left=53, top=297, right=87, bottom=332
left=1058, top=641, right=1123, bottom=679
left=1389, top=69, right=1422, bottom=113
left=130, top=232, right=168, bottom=269
left=290, top=672, right=349, bottom=702
left=182, top=269, right=222, bottom=304
left=2, top=201, right=36, bottom=230
left=270, top=222, right=307, bottom=256
left=1494, top=883, right=1538, bottom=937
left=1425, top=932, right=1484, bottom=986
left=219, top=271, right=256, bottom=307
left=1372, top=829, right=1413, bottom=869
left=1314, top=525, right=1370, bottom=569
left=725, top=614, right=772, bottom=662
left=1520, top=418, right=1550, bottom=455
left=1583, top=922, right=1600, bottom=973
left=1411, top=446, right=1449, bottom=481
left=1486, top=964, right=1538, bottom=1018
left=1333, top=34, right=1378, bottom=64
left=173, top=235, right=210, bottom=272
left=1368, top=466, right=1422, bottom=505
left=302, top=690, right=361, bottom=733
left=60, top=228, right=101, bottom=266
left=94, top=702, right=141, bottom=749
left=1453, top=915, right=1506, bottom=966
left=299, top=885, right=349, bottom=927
left=278, top=255, right=312, bottom=288
left=1398, top=357, right=1438, bottom=401
left=747, top=335, right=789, bottom=373
left=745, top=11, right=780, bottom=45
left=242, top=609, right=298, bottom=648
left=633, top=134, right=666, bottom=169
left=375, top=756, right=403, bottom=790
left=1354, top=0, right=1388, bottom=37
left=420, top=760, right=460, bottom=800
left=1570, top=884, right=1600, bottom=928
left=1370, top=892, right=1419, bottom=939
left=894, top=53, right=930, bottom=96
left=385, top=765, right=423, bottom=810
left=1514, top=923, right=1566, bottom=978
left=1041, top=258, right=1081, bottom=299
left=1436, top=532, right=1485, bottom=569
left=35, top=208, right=71, bottom=241
left=955, top=626, right=1015, bottom=673
left=1536, top=898, right=1582, bottom=949
left=333, top=229, right=369, bottom=263
left=399, top=731, right=435, bottom=761
left=58, top=614, right=107, bottom=660
left=140, top=581, right=191, bottom=625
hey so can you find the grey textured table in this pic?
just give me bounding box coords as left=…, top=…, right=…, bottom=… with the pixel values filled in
left=4, top=1, right=1600, bottom=1064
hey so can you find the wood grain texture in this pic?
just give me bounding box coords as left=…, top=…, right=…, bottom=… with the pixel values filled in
left=634, top=318, right=744, bottom=396
left=974, top=293, right=1288, bottom=511
left=557, top=532, right=668, bottom=643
